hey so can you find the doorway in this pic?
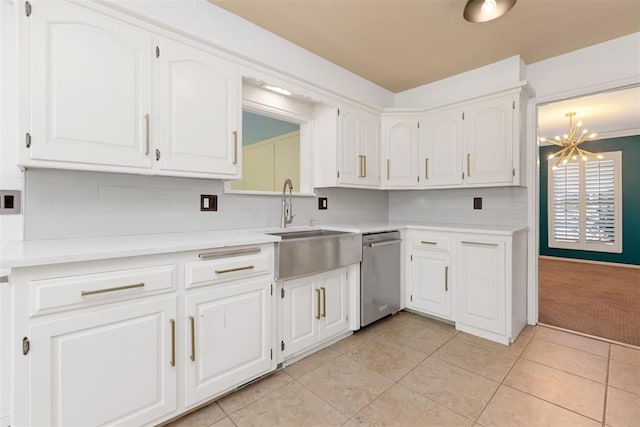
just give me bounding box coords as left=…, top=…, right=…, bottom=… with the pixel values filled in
left=536, top=87, right=640, bottom=346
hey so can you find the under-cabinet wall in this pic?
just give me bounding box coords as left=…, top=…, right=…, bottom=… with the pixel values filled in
left=23, top=169, right=389, bottom=240
left=388, top=187, right=527, bottom=226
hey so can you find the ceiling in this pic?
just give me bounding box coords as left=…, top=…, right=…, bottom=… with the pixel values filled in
left=209, top=0, right=640, bottom=93
left=538, top=86, right=640, bottom=142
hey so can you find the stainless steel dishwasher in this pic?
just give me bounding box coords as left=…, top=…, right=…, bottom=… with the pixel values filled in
left=361, top=231, right=401, bottom=327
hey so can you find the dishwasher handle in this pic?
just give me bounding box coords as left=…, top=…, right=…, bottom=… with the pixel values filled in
left=368, top=239, right=402, bottom=248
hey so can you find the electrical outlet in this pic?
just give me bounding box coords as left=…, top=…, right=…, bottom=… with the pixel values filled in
left=318, top=197, right=328, bottom=210
left=0, top=190, right=21, bottom=214
left=200, top=194, right=217, bottom=211
left=473, top=197, right=483, bottom=210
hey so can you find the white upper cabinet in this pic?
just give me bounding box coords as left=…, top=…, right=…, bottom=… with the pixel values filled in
left=462, top=94, right=515, bottom=185
left=27, top=1, right=153, bottom=169
left=419, top=107, right=463, bottom=187
left=338, top=106, right=380, bottom=187
left=22, top=1, right=241, bottom=178
left=158, top=38, right=240, bottom=177
left=381, top=115, right=419, bottom=187
left=315, top=104, right=380, bottom=188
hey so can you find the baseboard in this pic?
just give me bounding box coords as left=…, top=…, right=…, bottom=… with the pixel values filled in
left=539, top=255, right=640, bottom=269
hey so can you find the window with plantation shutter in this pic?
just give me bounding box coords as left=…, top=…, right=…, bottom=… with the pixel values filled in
left=548, top=151, right=622, bottom=253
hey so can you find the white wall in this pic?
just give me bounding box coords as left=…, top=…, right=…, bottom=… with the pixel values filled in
left=388, top=187, right=527, bottom=226
left=23, top=169, right=388, bottom=240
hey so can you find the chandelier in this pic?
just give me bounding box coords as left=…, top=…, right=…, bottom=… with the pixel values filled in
left=540, top=112, right=601, bottom=170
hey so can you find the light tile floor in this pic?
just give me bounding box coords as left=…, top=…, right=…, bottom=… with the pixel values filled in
left=167, top=311, right=640, bottom=427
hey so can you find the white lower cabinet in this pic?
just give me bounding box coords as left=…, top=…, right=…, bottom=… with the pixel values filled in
left=282, top=268, right=349, bottom=359
left=28, top=295, right=177, bottom=426
left=408, top=249, right=451, bottom=320
left=405, top=228, right=527, bottom=345
left=184, top=276, right=273, bottom=407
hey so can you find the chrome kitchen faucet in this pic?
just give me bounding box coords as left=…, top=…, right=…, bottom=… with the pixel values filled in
left=281, top=178, right=294, bottom=228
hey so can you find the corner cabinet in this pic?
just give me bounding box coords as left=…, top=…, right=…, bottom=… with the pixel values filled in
left=20, top=0, right=241, bottom=179
left=281, top=267, right=350, bottom=359
left=405, top=227, right=527, bottom=345
left=380, top=115, right=419, bottom=188
left=384, top=86, right=529, bottom=190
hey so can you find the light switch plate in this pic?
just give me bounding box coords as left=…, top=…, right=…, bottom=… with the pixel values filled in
left=318, top=197, right=328, bottom=210
left=473, top=197, right=482, bottom=210
left=0, top=190, right=21, bottom=214
left=200, top=194, right=217, bottom=211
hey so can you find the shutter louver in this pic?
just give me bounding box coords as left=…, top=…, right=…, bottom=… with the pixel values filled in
left=552, top=163, right=580, bottom=242
left=585, top=159, right=616, bottom=245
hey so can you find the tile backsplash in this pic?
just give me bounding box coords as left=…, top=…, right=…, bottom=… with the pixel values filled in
left=24, top=169, right=389, bottom=240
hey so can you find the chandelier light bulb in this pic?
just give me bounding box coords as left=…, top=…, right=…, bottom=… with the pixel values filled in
left=562, top=158, right=568, bottom=164
left=481, top=0, right=497, bottom=15
left=577, top=121, right=583, bottom=128
left=572, top=155, right=577, bottom=160
left=582, top=155, right=588, bottom=161
left=590, top=133, right=597, bottom=138
left=597, top=154, right=604, bottom=159
left=548, top=154, right=555, bottom=160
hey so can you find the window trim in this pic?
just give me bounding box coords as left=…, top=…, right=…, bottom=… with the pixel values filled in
left=547, top=151, right=622, bottom=253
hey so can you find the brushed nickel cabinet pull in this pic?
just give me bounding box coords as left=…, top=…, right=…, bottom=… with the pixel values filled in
left=467, top=153, right=471, bottom=177
left=386, top=159, right=390, bottom=180
left=321, top=287, right=327, bottom=318
left=189, top=316, right=196, bottom=362
left=445, top=266, right=449, bottom=292
left=358, top=155, right=365, bottom=178
left=461, top=241, right=499, bottom=247
left=420, top=240, right=437, bottom=245
left=198, top=247, right=261, bottom=260
left=81, top=282, right=144, bottom=297
left=170, top=319, right=176, bottom=367
left=315, top=288, right=321, bottom=320
left=215, top=265, right=254, bottom=274
left=144, top=114, right=150, bottom=155
left=233, top=131, right=238, bottom=165
left=425, top=158, right=429, bottom=180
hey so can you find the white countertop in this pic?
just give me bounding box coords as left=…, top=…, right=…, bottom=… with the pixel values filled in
left=0, top=222, right=527, bottom=273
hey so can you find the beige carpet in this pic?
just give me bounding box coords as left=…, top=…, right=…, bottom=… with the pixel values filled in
left=538, top=257, right=640, bottom=346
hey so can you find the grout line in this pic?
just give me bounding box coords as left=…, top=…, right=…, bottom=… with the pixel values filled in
left=518, top=351, right=607, bottom=385
left=602, top=345, right=612, bottom=427
left=538, top=322, right=640, bottom=350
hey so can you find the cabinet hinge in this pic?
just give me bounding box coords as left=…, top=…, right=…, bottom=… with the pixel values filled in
left=417, top=176, right=420, bottom=182
left=462, top=112, right=465, bottom=120
left=410, top=294, right=413, bottom=302
left=270, top=284, right=273, bottom=295
left=337, top=108, right=340, bottom=116
left=155, top=46, right=160, bottom=58
left=25, top=1, right=31, bottom=17
left=512, top=168, right=516, bottom=177
left=337, top=170, right=340, bottom=178
left=512, top=100, right=516, bottom=110
left=25, top=132, right=31, bottom=148
left=346, top=271, right=348, bottom=279
left=155, top=149, right=161, bottom=161
left=270, top=349, right=273, bottom=360
left=281, top=288, right=285, bottom=299
left=417, top=121, right=420, bottom=128
left=346, top=314, right=349, bottom=323
left=462, top=172, right=465, bottom=180
left=22, top=337, right=30, bottom=355
left=410, top=254, right=413, bottom=261
left=281, top=340, right=285, bottom=351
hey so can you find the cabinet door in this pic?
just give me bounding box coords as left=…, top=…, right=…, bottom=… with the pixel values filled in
left=185, top=277, right=273, bottom=407
left=456, top=239, right=506, bottom=334
left=382, top=117, right=419, bottom=187
left=29, top=296, right=176, bottom=426
left=338, top=107, right=360, bottom=185
left=420, top=108, right=463, bottom=187
left=462, top=95, right=514, bottom=185
left=359, top=111, right=380, bottom=186
left=29, top=1, right=153, bottom=169
left=158, top=38, right=240, bottom=176
left=282, top=276, right=318, bottom=358
left=409, top=249, right=451, bottom=319
left=318, top=269, right=349, bottom=341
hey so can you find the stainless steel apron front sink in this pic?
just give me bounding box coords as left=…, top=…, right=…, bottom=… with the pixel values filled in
left=267, top=230, right=362, bottom=280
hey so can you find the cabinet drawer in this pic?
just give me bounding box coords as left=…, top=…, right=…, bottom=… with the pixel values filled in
left=30, top=264, right=176, bottom=316
left=410, top=232, right=450, bottom=252
left=185, top=246, right=272, bottom=289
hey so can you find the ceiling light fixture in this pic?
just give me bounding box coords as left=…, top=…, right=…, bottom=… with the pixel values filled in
left=262, top=84, right=292, bottom=97
left=540, top=112, right=601, bottom=170
left=463, top=0, right=517, bottom=23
